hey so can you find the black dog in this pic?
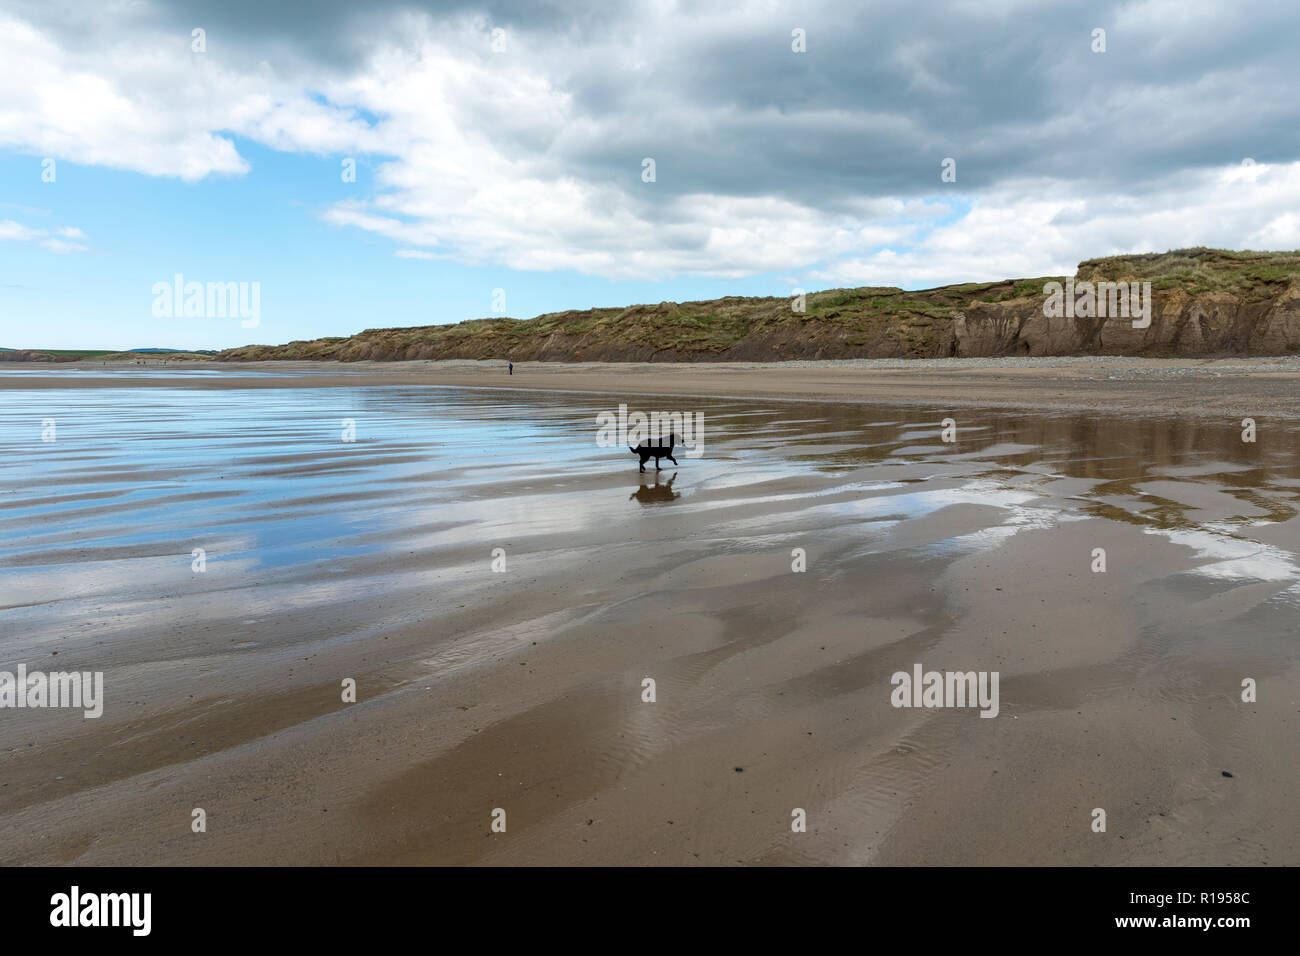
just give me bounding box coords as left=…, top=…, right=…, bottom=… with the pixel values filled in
left=629, top=432, right=678, bottom=472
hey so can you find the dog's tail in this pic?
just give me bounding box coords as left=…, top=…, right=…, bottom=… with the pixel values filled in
left=628, top=446, right=637, bottom=454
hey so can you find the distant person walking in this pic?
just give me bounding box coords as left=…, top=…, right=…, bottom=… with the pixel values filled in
left=508, top=361, right=513, bottom=375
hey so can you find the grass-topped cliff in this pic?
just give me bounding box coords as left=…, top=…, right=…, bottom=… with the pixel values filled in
left=16, top=249, right=1300, bottom=364
left=217, top=275, right=1060, bottom=362
left=214, top=249, right=1300, bottom=362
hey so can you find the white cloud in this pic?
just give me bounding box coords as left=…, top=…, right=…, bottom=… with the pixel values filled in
left=0, top=219, right=44, bottom=242
left=3, top=1, right=1300, bottom=286
left=40, top=238, right=90, bottom=254
left=0, top=11, right=377, bottom=182
left=0, top=218, right=89, bottom=253
left=810, top=162, right=1300, bottom=288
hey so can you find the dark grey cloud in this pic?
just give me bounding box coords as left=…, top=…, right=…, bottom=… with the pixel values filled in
left=15, top=0, right=1300, bottom=211
left=8, top=0, right=639, bottom=71
left=533, top=0, right=1300, bottom=209
left=9, top=0, right=1300, bottom=282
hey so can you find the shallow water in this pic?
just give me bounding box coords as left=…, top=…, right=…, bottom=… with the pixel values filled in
left=4, top=382, right=1299, bottom=632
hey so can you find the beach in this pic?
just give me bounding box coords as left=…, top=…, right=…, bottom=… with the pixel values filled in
left=8, top=356, right=1300, bottom=420
left=1, top=358, right=1297, bottom=865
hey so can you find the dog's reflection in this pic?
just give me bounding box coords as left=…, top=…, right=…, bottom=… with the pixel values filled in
left=630, top=471, right=680, bottom=504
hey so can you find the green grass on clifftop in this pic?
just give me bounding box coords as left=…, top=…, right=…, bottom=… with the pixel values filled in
left=209, top=247, right=1300, bottom=362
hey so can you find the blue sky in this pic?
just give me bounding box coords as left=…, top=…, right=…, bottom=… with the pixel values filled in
left=3, top=0, right=1300, bottom=351
left=0, top=144, right=843, bottom=351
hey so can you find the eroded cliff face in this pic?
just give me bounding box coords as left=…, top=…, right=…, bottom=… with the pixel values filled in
left=951, top=283, right=1300, bottom=357
left=228, top=286, right=1300, bottom=362
left=210, top=250, right=1300, bottom=363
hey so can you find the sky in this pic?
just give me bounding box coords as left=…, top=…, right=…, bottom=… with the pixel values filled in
left=3, top=0, right=1300, bottom=350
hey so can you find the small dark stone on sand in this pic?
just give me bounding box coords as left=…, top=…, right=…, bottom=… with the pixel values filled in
left=1222, top=771, right=1234, bottom=778
left=734, top=766, right=743, bottom=772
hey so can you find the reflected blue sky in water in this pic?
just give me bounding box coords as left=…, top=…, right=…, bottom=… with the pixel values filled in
left=2, top=383, right=1298, bottom=596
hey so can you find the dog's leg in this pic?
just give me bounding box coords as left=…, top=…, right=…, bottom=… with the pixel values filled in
left=667, top=454, right=678, bottom=465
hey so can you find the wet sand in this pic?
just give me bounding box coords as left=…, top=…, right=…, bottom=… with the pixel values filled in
left=1, top=363, right=1297, bottom=865
left=5, top=356, right=1300, bottom=420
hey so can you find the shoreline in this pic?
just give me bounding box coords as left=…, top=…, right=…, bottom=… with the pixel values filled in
left=5, top=356, right=1300, bottom=420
